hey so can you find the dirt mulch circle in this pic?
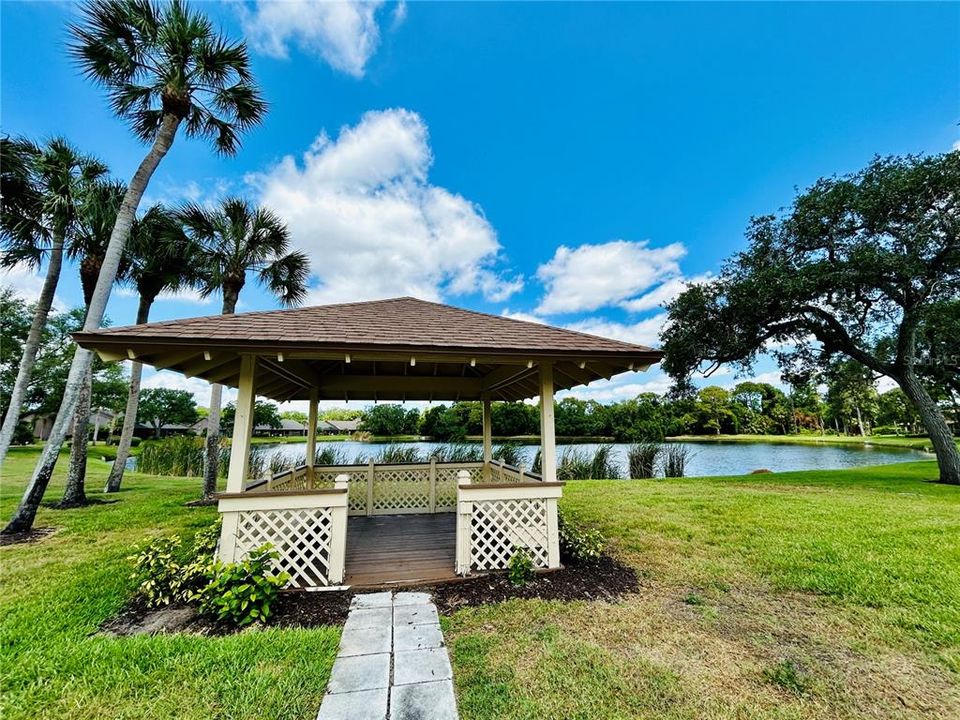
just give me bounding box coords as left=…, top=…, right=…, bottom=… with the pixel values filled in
left=100, top=553, right=637, bottom=636
left=0, top=526, right=59, bottom=546
left=183, top=498, right=218, bottom=507
left=45, top=498, right=119, bottom=510
left=420, top=554, right=640, bottom=615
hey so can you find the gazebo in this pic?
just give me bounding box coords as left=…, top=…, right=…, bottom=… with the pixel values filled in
left=75, top=297, right=662, bottom=588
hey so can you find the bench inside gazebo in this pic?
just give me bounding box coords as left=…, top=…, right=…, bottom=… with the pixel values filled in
left=76, top=297, right=662, bottom=589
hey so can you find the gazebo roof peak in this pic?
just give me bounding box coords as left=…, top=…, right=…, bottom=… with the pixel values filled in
left=74, top=296, right=663, bottom=402
left=75, top=295, right=659, bottom=356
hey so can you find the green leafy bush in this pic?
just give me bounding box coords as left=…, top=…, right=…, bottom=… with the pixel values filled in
left=129, top=520, right=221, bottom=607
left=507, top=547, right=535, bottom=587
left=557, top=508, right=606, bottom=563
left=129, top=536, right=185, bottom=607
left=195, top=545, right=288, bottom=626
left=129, top=436, right=142, bottom=447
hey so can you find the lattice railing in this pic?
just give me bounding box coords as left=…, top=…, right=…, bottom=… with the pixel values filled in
left=218, top=486, right=348, bottom=588
left=487, top=460, right=542, bottom=484
left=455, top=477, right=562, bottom=575
left=249, top=460, right=484, bottom=516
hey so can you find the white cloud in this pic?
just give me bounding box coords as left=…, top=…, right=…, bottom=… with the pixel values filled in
left=241, top=0, right=389, bottom=77
left=564, top=314, right=668, bottom=348
left=953, top=139, right=960, bottom=152
left=620, top=273, right=712, bottom=313
left=141, top=370, right=237, bottom=406
left=500, top=309, right=547, bottom=325
left=535, top=240, right=686, bottom=315
left=558, top=372, right=673, bottom=403
left=251, top=109, right=521, bottom=305
left=115, top=287, right=213, bottom=306
left=0, top=266, right=68, bottom=311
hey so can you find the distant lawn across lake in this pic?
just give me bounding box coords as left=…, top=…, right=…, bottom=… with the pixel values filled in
left=1, top=448, right=957, bottom=719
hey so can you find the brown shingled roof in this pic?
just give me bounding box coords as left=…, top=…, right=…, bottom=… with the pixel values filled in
left=75, top=297, right=659, bottom=355
left=74, top=297, right=663, bottom=402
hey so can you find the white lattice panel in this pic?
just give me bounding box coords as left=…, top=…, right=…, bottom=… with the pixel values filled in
left=372, top=468, right=431, bottom=513
left=235, top=507, right=335, bottom=588
left=470, top=498, right=549, bottom=570
left=436, top=466, right=481, bottom=510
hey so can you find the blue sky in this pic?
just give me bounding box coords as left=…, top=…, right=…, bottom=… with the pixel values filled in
left=2, top=1, right=958, bottom=408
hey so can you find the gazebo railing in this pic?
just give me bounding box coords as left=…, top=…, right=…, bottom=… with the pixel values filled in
left=246, top=459, right=487, bottom=515
left=218, top=476, right=349, bottom=588
left=455, top=470, right=562, bottom=575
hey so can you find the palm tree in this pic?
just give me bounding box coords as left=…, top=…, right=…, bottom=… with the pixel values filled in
left=104, top=205, right=203, bottom=493
left=59, top=181, right=132, bottom=507
left=180, top=198, right=309, bottom=498
left=0, top=138, right=107, bottom=466
left=4, top=0, right=266, bottom=534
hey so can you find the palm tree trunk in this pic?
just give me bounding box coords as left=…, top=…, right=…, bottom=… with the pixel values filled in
left=59, top=365, right=93, bottom=507
left=104, top=295, right=152, bottom=493
left=92, top=409, right=101, bottom=446
left=201, top=291, right=239, bottom=499
left=3, top=114, right=181, bottom=535
left=0, top=233, right=66, bottom=466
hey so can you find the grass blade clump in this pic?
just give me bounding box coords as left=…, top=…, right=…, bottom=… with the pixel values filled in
left=492, top=441, right=524, bottom=467
left=557, top=447, right=592, bottom=480
left=375, top=444, right=424, bottom=464
left=590, top=444, right=622, bottom=479
left=628, top=442, right=661, bottom=479
left=663, top=444, right=692, bottom=477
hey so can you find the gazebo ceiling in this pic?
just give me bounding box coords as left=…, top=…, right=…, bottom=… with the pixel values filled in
left=74, top=297, right=663, bottom=402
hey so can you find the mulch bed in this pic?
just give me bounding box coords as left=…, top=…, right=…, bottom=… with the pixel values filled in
left=99, top=553, right=637, bottom=636
left=0, top=526, right=59, bottom=547
left=418, top=554, right=640, bottom=615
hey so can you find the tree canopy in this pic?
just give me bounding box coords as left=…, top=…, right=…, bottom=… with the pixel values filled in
left=661, top=152, right=959, bottom=483
left=136, top=388, right=198, bottom=438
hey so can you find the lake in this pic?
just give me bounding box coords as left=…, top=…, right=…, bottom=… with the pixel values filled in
left=256, top=439, right=930, bottom=477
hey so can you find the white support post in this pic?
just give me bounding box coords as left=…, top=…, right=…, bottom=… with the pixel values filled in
left=306, top=388, right=318, bottom=466
left=539, top=363, right=561, bottom=567
left=366, top=459, right=375, bottom=516
left=329, top=474, right=349, bottom=584
left=225, top=355, right=258, bottom=494
left=482, top=392, right=493, bottom=481
left=429, top=457, right=437, bottom=513
left=455, top=469, right=473, bottom=575
left=306, top=387, right=318, bottom=486
left=538, top=363, right=557, bottom=484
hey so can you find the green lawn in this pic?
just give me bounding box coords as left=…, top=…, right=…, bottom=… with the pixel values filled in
left=2, top=449, right=958, bottom=719
left=668, top=432, right=954, bottom=453
left=445, top=462, right=960, bottom=720
left=0, top=448, right=340, bottom=720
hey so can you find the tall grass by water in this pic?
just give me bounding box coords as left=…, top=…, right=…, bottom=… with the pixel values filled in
left=137, top=436, right=267, bottom=480
left=627, top=442, right=661, bottom=478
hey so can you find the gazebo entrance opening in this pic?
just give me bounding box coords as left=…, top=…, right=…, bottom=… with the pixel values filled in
left=74, top=297, right=662, bottom=589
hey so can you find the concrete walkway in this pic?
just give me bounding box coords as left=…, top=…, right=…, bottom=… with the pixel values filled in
left=317, top=591, right=459, bottom=720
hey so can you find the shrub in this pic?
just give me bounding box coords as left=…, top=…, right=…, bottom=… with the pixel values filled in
left=557, top=508, right=605, bottom=563
left=129, top=536, right=185, bottom=607
left=662, top=444, right=692, bottom=478
left=627, top=442, right=660, bottom=479
left=195, top=545, right=288, bottom=626
left=130, top=436, right=141, bottom=447
left=507, top=547, right=535, bottom=587
left=128, top=520, right=222, bottom=608
left=12, top=421, right=34, bottom=446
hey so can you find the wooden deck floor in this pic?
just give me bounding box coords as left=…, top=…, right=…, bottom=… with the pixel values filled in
left=344, top=513, right=458, bottom=587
